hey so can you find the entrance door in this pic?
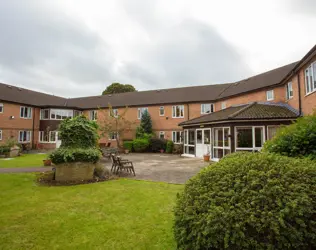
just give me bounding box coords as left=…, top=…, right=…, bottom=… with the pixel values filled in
left=195, top=129, right=211, bottom=158
left=212, top=127, right=231, bottom=161
left=56, top=132, right=62, bottom=148
left=183, top=129, right=195, bottom=156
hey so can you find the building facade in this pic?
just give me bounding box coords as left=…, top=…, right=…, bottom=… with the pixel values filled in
left=0, top=45, right=315, bottom=158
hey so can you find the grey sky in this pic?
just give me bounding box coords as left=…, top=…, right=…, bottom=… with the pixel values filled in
left=0, top=0, right=315, bottom=97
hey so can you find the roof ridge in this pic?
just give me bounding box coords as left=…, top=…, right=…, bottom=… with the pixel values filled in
left=228, top=102, right=257, bottom=118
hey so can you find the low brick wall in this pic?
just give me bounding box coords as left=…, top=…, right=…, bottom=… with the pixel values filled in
left=55, top=162, right=96, bottom=182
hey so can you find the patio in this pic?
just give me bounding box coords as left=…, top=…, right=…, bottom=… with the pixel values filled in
left=105, top=153, right=209, bottom=184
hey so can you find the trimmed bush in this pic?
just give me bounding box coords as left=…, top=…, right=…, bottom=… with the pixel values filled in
left=50, top=148, right=101, bottom=164
left=166, top=140, right=174, bottom=153
left=174, top=152, right=316, bottom=250
left=263, top=115, right=316, bottom=159
left=0, top=146, right=10, bottom=154
left=149, top=138, right=167, bottom=152
left=132, top=138, right=149, bottom=152
left=123, top=141, right=133, bottom=151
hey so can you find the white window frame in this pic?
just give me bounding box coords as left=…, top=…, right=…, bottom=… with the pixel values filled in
left=286, top=82, right=293, bottom=100
left=109, top=132, right=118, bottom=140
left=20, top=106, right=32, bottom=119
left=159, top=131, right=165, bottom=139
left=305, top=61, right=316, bottom=95
left=172, top=105, right=184, bottom=118
left=159, top=106, right=165, bottom=116
left=235, top=126, right=266, bottom=152
left=18, top=131, right=31, bottom=143
left=74, top=110, right=83, bottom=117
left=50, top=109, right=73, bottom=120
left=267, top=125, right=281, bottom=140
left=40, top=109, right=50, bottom=120
left=137, top=107, right=148, bottom=119
left=221, top=102, right=226, bottom=110
left=201, top=103, right=214, bottom=114
left=39, top=131, right=57, bottom=143
left=111, top=109, right=118, bottom=118
left=0, top=130, right=2, bottom=140
left=212, top=127, right=231, bottom=160
left=266, top=90, right=274, bottom=101
left=172, top=131, right=183, bottom=144
left=89, top=110, right=97, bottom=121
left=0, top=103, right=3, bottom=113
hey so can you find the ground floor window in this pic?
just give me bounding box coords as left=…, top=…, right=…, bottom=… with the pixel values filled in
left=172, top=131, right=183, bottom=144
left=159, top=131, right=165, bottom=139
left=235, top=126, right=265, bottom=151
left=19, top=131, right=31, bottom=143
left=213, top=127, right=230, bottom=159
left=39, top=131, right=57, bottom=143
left=109, top=132, right=118, bottom=140
left=183, top=129, right=195, bottom=155
left=267, top=126, right=281, bottom=140
left=0, top=130, right=2, bottom=140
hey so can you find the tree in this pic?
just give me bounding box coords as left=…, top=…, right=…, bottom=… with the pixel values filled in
left=140, top=110, right=152, bottom=134
left=102, top=82, right=136, bottom=95
left=98, top=104, right=136, bottom=148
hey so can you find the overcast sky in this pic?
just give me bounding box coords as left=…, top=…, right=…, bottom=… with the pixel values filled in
left=0, top=0, right=315, bottom=98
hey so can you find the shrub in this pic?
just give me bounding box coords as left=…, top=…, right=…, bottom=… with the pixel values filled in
left=174, top=152, right=316, bottom=250
left=58, top=115, right=99, bottom=148
left=132, top=138, right=149, bottom=152
left=166, top=140, right=174, bottom=153
left=140, top=110, right=153, bottom=134
left=0, top=146, right=10, bottom=154
left=123, top=141, right=133, bottom=151
left=263, top=115, right=316, bottom=160
left=50, top=148, right=101, bottom=164
left=149, top=138, right=167, bottom=152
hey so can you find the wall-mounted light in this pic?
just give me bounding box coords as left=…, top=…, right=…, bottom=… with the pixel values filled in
left=166, top=116, right=169, bottom=120
left=10, top=116, right=15, bottom=119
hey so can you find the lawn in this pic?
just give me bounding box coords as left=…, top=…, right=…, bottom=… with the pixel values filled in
left=0, top=174, right=183, bottom=249
left=0, top=154, right=48, bottom=168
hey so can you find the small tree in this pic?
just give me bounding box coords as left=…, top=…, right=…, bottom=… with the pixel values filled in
left=102, top=82, right=136, bottom=95
left=140, top=110, right=152, bottom=134
left=98, top=104, right=136, bottom=148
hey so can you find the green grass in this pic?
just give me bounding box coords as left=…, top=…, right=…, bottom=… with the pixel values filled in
left=0, top=174, right=183, bottom=249
left=0, top=154, right=48, bottom=168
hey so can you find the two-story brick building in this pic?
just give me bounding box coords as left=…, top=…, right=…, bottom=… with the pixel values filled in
left=0, top=44, right=315, bottom=160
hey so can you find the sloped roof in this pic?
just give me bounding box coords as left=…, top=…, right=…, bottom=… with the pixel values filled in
left=179, top=102, right=299, bottom=126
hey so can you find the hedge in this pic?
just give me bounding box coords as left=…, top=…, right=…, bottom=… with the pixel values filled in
left=50, top=148, right=101, bottom=164
left=149, top=138, right=166, bottom=152
left=123, top=141, right=133, bottom=151
left=132, top=138, right=149, bottom=152
left=174, top=152, right=316, bottom=249
left=166, top=140, right=174, bottom=153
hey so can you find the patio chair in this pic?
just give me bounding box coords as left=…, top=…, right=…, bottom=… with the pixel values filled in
left=106, top=142, right=111, bottom=147
left=110, top=154, right=129, bottom=173
left=116, top=156, right=136, bottom=176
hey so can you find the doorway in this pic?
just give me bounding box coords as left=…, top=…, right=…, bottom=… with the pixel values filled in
left=195, top=129, right=211, bottom=158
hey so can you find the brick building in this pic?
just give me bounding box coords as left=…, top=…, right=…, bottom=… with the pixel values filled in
left=0, top=44, right=315, bottom=160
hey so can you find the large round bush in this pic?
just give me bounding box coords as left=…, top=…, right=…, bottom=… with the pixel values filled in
left=174, top=152, right=316, bottom=249
left=263, top=115, right=316, bottom=159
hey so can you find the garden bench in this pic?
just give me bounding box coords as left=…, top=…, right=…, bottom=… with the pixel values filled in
left=110, top=154, right=135, bottom=176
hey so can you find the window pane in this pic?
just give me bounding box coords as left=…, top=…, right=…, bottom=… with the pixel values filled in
left=214, top=148, right=224, bottom=159
left=268, top=126, right=280, bottom=140
left=313, top=63, right=316, bottom=90
left=224, top=128, right=230, bottom=147
left=204, top=130, right=210, bottom=144
left=188, top=130, right=195, bottom=145
left=188, top=146, right=195, bottom=155
left=214, top=128, right=223, bottom=147
left=236, top=127, right=253, bottom=148
left=255, top=127, right=264, bottom=147
left=196, top=130, right=202, bottom=144
left=184, top=130, right=188, bottom=144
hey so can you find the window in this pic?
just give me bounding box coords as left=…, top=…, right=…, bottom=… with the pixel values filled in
left=109, top=132, right=118, bottom=140
left=19, top=131, right=31, bottom=143
left=109, top=109, right=118, bottom=118
left=74, top=110, right=82, bottom=117
left=221, top=102, right=226, bottom=110
left=137, top=107, right=148, bottom=119
left=39, top=131, right=57, bottom=143
left=172, top=131, right=183, bottom=144
left=172, top=105, right=184, bottom=118
left=286, top=82, right=293, bottom=100
left=20, top=106, right=32, bottom=119
left=0, top=103, right=3, bottom=113
left=89, top=110, right=97, bottom=121
left=201, top=104, right=214, bottom=114
left=213, top=127, right=231, bottom=159
left=40, top=109, right=49, bottom=120
left=235, top=126, right=265, bottom=151
left=159, top=106, right=165, bottom=116
left=266, top=90, right=274, bottom=101
left=267, top=126, right=281, bottom=140
left=0, top=130, right=2, bottom=140
left=50, top=109, right=73, bottom=120
left=50, top=131, right=57, bottom=142
left=305, top=61, right=316, bottom=95
left=159, top=131, right=165, bottom=139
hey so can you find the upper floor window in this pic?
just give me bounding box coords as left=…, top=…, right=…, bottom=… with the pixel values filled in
left=109, top=109, right=118, bottom=118
left=286, top=82, right=293, bottom=100
left=138, top=107, right=148, bottom=119
left=20, top=106, right=32, bottom=119
left=89, top=110, right=97, bottom=121
left=201, top=104, right=214, bottom=114
left=109, top=132, right=118, bottom=140
left=50, top=109, right=73, bottom=120
left=0, top=130, right=2, bottom=140
left=172, top=105, right=184, bottom=118
left=221, top=102, right=226, bottom=110
left=159, top=106, right=165, bottom=116
left=305, top=61, right=316, bottom=95
left=0, top=103, right=3, bottom=113
left=172, top=131, right=183, bottom=144
left=40, top=109, right=50, bottom=120
left=266, top=90, right=274, bottom=101
left=19, top=131, right=31, bottom=143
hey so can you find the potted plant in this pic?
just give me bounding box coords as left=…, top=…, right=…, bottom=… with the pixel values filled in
left=203, top=146, right=211, bottom=162
left=160, top=149, right=164, bottom=153
left=125, top=149, right=130, bottom=154
left=43, top=157, right=52, bottom=166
